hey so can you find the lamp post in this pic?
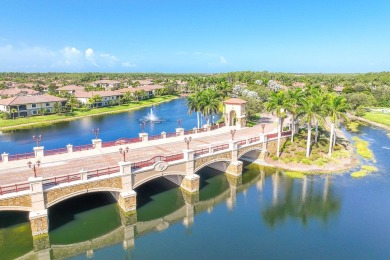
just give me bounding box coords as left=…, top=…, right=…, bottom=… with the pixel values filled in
left=140, top=122, right=145, bottom=133
left=177, top=118, right=182, bottom=128
left=27, top=160, right=41, bottom=178
left=119, top=147, right=130, bottom=162
left=184, top=136, right=192, bottom=150
left=261, top=124, right=266, bottom=134
left=33, top=135, right=42, bottom=147
left=230, top=129, right=236, bottom=141
left=92, top=128, right=100, bottom=139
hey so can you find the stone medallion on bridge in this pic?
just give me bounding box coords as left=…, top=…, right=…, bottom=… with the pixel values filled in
left=45, top=177, right=122, bottom=207
left=194, top=151, right=232, bottom=172
left=154, top=161, right=169, bottom=172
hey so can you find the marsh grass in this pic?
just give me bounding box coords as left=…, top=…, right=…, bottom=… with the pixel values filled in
left=284, top=171, right=305, bottom=179
left=352, top=136, right=375, bottom=162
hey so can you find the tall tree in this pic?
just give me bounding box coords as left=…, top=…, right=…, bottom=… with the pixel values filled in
left=285, top=88, right=304, bottom=143
left=325, top=94, right=349, bottom=156
left=265, top=91, right=288, bottom=157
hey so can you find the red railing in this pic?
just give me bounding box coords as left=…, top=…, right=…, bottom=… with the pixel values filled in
left=197, top=128, right=207, bottom=133
left=43, top=173, right=81, bottom=187
left=44, top=148, right=67, bottom=156
left=267, top=133, right=278, bottom=139
left=210, top=125, right=218, bottom=130
left=8, top=152, right=35, bottom=161
left=194, top=148, right=209, bottom=156
left=237, top=139, right=247, bottom=146
left=184, top=129, right=193, bottom=135
left=166, top=132, right=178, bottom=138
left=87, top=165, right=120, bottom=179
left=149, top=134, right=163, bottom=141
left=212, top=144, right=229, bottom=152
left=131, top=153, right=184, bottom=170
left=281, top=131, right=292, bottom=137
left=219, top=122, right=225, bottom=127
left=73, top=144, right=94, bottom=152
left=248, top=136, right=260, bottom=143
left=0, top=182, right=30, bottom=195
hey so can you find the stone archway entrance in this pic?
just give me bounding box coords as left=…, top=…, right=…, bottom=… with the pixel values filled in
left=223, top=98, right=247, bottom=129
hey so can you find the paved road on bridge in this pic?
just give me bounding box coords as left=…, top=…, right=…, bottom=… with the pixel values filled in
left=0, top=120, right=277, bottom=186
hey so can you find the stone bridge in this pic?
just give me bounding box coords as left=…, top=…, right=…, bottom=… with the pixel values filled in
left=0, top=130, right=291, bottom=241
left=16, top=163, right=267, bottom=260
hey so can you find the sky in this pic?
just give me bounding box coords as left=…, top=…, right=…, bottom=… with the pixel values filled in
left=0, top=0, right=389, bottom=73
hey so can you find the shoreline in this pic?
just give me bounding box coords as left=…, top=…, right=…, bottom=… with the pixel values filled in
left=0, top=95, right=180, bottom=132
left=347, top=113, right=390, bottom=132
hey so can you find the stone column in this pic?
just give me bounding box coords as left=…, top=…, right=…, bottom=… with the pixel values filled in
left=180, top=174, right=200, bottom=194
left=118, top=190, right=137, bottom=214
left=1, top=153, right=8, bottom=163
left=206, top=125, right=211, bottom=131
left=226, top=161, right=243, bottom=177
left=161, top=131, right=167, bottom=139
left=80, top=169, right=88, bottom=181
left=259, top=134, right=268, bottom=160
left=183, top=149, right=195, bottom=175
left=66, top=144, right=73, bottom=153
left=139, top=133, right=148, bottom=142
left=92, top=139, right=102, bottom=149
left=29, top=177, right=49, bottom=243
left=175, top=128, right=184, bottom=136
left=192, top=127, right=197, bottom=134
left=119, top=161, right=133, bottom=191
left=34, top=147, right=44, bottom=159
left=229, top=140, right=239, bottom=162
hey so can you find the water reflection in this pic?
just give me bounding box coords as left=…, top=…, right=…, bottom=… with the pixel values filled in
left=262, top=172, right=340, bottom=227
left=0, top=164, right=342, bottom=260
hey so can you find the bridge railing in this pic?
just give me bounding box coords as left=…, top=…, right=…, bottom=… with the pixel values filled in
left=248, top=136, right=260, bottom=143
left=73, top=144, right=94, bottom=152
left=237, top=139, right=247, bottom=146
left=148, top=134, right=163, bottom=141
left=194, top=148, right=209, bottom=156
left=43, top=173, right=81, bottom=187
left=0, top=182, right=30, bottom=195
left=44, top=147, right=68, bottom=156
left=212, top=144, right=229, bottom=153
left=86, top=165, right=120, bottom=179
left=166, top=132, right=178, bottom=138
left=8, top=152, right=35, bottom=161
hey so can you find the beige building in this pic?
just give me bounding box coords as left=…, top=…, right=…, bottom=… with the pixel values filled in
left=0, top=95, right=67, bottom=117
left=74, top=91, right=123, bottom=107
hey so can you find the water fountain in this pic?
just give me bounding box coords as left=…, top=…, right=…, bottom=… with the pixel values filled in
left=142, top=108, right=163, bottom=123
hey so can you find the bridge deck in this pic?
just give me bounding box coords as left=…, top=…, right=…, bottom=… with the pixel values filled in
left=0, top=123, right=277, bottom=186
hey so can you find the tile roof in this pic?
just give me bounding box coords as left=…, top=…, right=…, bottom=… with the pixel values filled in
left=74, top=90, right=123, bottom=98
left=223, top=98, right=247, bottom=105
left=0, top=95, right=66, bottom=106
left=57, top=85, right=85, bottom=91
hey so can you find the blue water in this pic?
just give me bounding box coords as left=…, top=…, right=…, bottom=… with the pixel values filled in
left=0, top=98, right=219, bottom=154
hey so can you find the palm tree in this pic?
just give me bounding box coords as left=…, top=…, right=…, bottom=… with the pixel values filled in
left=285, top=88, right=304, bottom=143
left=187, top=93, right=201, bottom=128
left=200, top=89, right=221, bottom=125
left=326, top=94, right=349, bottom=156
left=66, top=96, right=79, bottom=112
left=298, top=90, right=324, bottom=157
left=10, top=108, right=17, bottom=119
left=265, top=91, right=288, bottom=157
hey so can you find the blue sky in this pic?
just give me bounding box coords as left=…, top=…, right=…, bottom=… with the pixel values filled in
left=1, top=0, right=389, bottom=73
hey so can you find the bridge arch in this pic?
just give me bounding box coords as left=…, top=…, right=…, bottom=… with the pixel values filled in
left=0, top=206, right=32, bottom=212
left=194, top=158, right=232, bottom=174
left=46, top=187, right=122, bottom=208
left=133, top=171, right=187, bottom=189
left=237, top=145, right=263, bottom=160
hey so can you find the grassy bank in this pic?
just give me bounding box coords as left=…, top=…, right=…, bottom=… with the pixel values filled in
left=0, top=95, right=179, bottom=131
left=351, top=165, right=378, bottom=178
left=351, top=136, right=375, bottom=162
left=363, top=111, right=390, bottom=127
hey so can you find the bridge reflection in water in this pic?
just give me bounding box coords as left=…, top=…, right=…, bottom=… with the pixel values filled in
left=1, top=163, right=341, bottom=260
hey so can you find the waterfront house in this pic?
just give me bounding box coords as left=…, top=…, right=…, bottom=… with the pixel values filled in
left=0, top=95, right=67, bottom=117
left=92, top=80, right=121, bottom=90
left=0, top=88, right=39, bottom=98
left=57, top=85, right=85, bottom=95
left=74, top=90, right=123, bottom=107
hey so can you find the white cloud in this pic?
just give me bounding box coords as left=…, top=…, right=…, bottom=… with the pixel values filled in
left=219, top=56, right=228, bottom=64
left=0, top=44, right=135, bottom=71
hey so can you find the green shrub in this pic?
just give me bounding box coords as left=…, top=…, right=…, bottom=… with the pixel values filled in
left=272, top=155, right=279, bottom=161
left=301, top=158, right=312, bottom=165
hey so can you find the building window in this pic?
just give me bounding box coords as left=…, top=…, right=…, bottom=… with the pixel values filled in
left=32, top=110, right=37, bottom=115
left=32, top=104, right=36, bottom=108
left=46, top=103, right=50, bottom=106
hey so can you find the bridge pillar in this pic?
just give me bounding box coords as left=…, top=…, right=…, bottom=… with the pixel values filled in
left=119, top=161, right=133, bottom=190
left=180, top=174, right=200, bottom=194
left=226, top=161, right=243, bottom=177
left=176, top=127, right=184, bottom=136
left=29, top=177, right=50, bottom=242
left=1, top=152, right=8, bottom=163
left=34, top=146, right=44, bottom=159
left=66, top=144, right=73, bottom=153
left=92, top=139, right=102, bottom=149
left=118, top=190, right=137, bottom=214
left=229, top=140, right=239, bottom=161
left=139, top=133, right=148, bottom=142
left=258, top=134, right=268, bottom=160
